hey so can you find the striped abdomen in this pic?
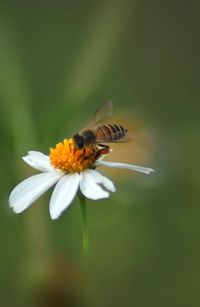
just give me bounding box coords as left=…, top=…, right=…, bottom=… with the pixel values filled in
left=94, top=124, right=127, bottom=142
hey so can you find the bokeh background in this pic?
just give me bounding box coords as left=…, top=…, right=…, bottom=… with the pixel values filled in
left=0, top=1, right=199, bottom=306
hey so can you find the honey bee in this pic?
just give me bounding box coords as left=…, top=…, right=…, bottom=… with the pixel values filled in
left=73, top=101, right=131, bottom=150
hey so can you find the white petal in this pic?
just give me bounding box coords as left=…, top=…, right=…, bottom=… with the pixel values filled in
left=49, top=173, right=80, bottom=220
left=95, top=160, right=155, bottom=175
left=86, top=169, right=116, bottom=192
left=9, top=172, right=63, bottom=214
left=23, top=151, right=52, bottom=172
left=80, top=170, right=109, bottom=200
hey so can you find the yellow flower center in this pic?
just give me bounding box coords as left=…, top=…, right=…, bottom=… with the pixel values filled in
left=49, top=138, right=100, bottom=173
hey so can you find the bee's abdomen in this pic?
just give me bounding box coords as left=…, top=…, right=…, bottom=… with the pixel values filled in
left=96, top=124, right=127, bottom=141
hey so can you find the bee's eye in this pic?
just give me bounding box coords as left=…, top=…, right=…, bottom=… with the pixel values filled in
left=73, top=134, right=84, bottom=148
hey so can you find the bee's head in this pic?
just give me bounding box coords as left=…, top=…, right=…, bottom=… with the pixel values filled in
left=73, top=133, right=84, bottom=149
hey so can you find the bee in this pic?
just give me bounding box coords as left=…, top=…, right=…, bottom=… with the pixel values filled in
left=73, top=101, right=131, bottom=150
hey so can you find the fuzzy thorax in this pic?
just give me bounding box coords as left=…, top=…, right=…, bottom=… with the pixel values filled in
left=49, top=138, right=100, bottom=172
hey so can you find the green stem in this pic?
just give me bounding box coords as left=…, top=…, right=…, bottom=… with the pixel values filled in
left=79, top=194, right=89, bottom=253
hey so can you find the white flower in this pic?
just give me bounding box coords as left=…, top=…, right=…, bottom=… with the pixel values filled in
left=9, top=139, right=154, bottom=220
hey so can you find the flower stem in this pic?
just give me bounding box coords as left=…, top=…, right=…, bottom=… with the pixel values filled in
left=79, top=194, right=89, bottom=253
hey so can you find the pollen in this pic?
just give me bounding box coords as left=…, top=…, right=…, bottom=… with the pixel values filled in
left=49, top=138, right=99, bottom=173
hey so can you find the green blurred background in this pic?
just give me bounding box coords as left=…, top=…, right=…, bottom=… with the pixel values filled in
left=0, top=1, right=199, bottom=306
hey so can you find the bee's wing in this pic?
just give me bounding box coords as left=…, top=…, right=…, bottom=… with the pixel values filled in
left=94, top=131, right=134, bottom=144
left=87, top=101, right=113, bottom=128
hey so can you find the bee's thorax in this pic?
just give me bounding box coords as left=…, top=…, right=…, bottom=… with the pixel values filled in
left=81, top=130, right=96, bottom=145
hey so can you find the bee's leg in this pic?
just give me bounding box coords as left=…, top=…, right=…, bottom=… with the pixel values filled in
left=98, top=143, right=109, bottom=149
left=83, top=148, right=96, bottom=161
left=77, top=147, right=87, bottom=163
left=98, top=144, right=110, bottom=156
left=79, top=147, right=86, bottom=162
